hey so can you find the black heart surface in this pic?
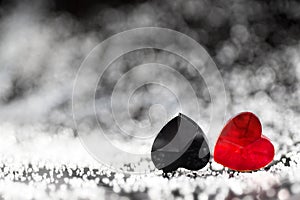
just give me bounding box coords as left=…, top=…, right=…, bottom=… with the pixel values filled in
left=151, top=113, right=210, bottom=173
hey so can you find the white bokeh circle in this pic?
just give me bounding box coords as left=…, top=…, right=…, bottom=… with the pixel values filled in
left=72, top=27, right=227, bottom=174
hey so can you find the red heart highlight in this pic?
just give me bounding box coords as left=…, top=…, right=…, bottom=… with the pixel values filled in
left=214, top=112, right=274, bottom=171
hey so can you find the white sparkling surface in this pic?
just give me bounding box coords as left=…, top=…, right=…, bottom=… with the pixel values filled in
left=0, top=120, right=299, bottom=199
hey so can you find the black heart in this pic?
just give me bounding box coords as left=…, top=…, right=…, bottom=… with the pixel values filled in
left=151, top=113, right=210, bottom=173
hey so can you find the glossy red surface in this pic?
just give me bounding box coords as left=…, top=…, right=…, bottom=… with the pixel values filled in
left=214, top=112, right=274, bottom=171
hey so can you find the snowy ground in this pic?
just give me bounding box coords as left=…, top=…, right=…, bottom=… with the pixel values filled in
left=0, top=120, right=300, bottom=200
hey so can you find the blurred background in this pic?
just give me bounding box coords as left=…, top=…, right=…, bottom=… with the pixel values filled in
left=0, top=0, right=300, bottom=199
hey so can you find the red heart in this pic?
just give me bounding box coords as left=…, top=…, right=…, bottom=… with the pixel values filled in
left=214, top=112, right=274, bottom=171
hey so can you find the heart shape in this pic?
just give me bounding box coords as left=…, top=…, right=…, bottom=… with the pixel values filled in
left=214, top=112, right=274, bottom=171
left=151, top=113, right=210, bottom=173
